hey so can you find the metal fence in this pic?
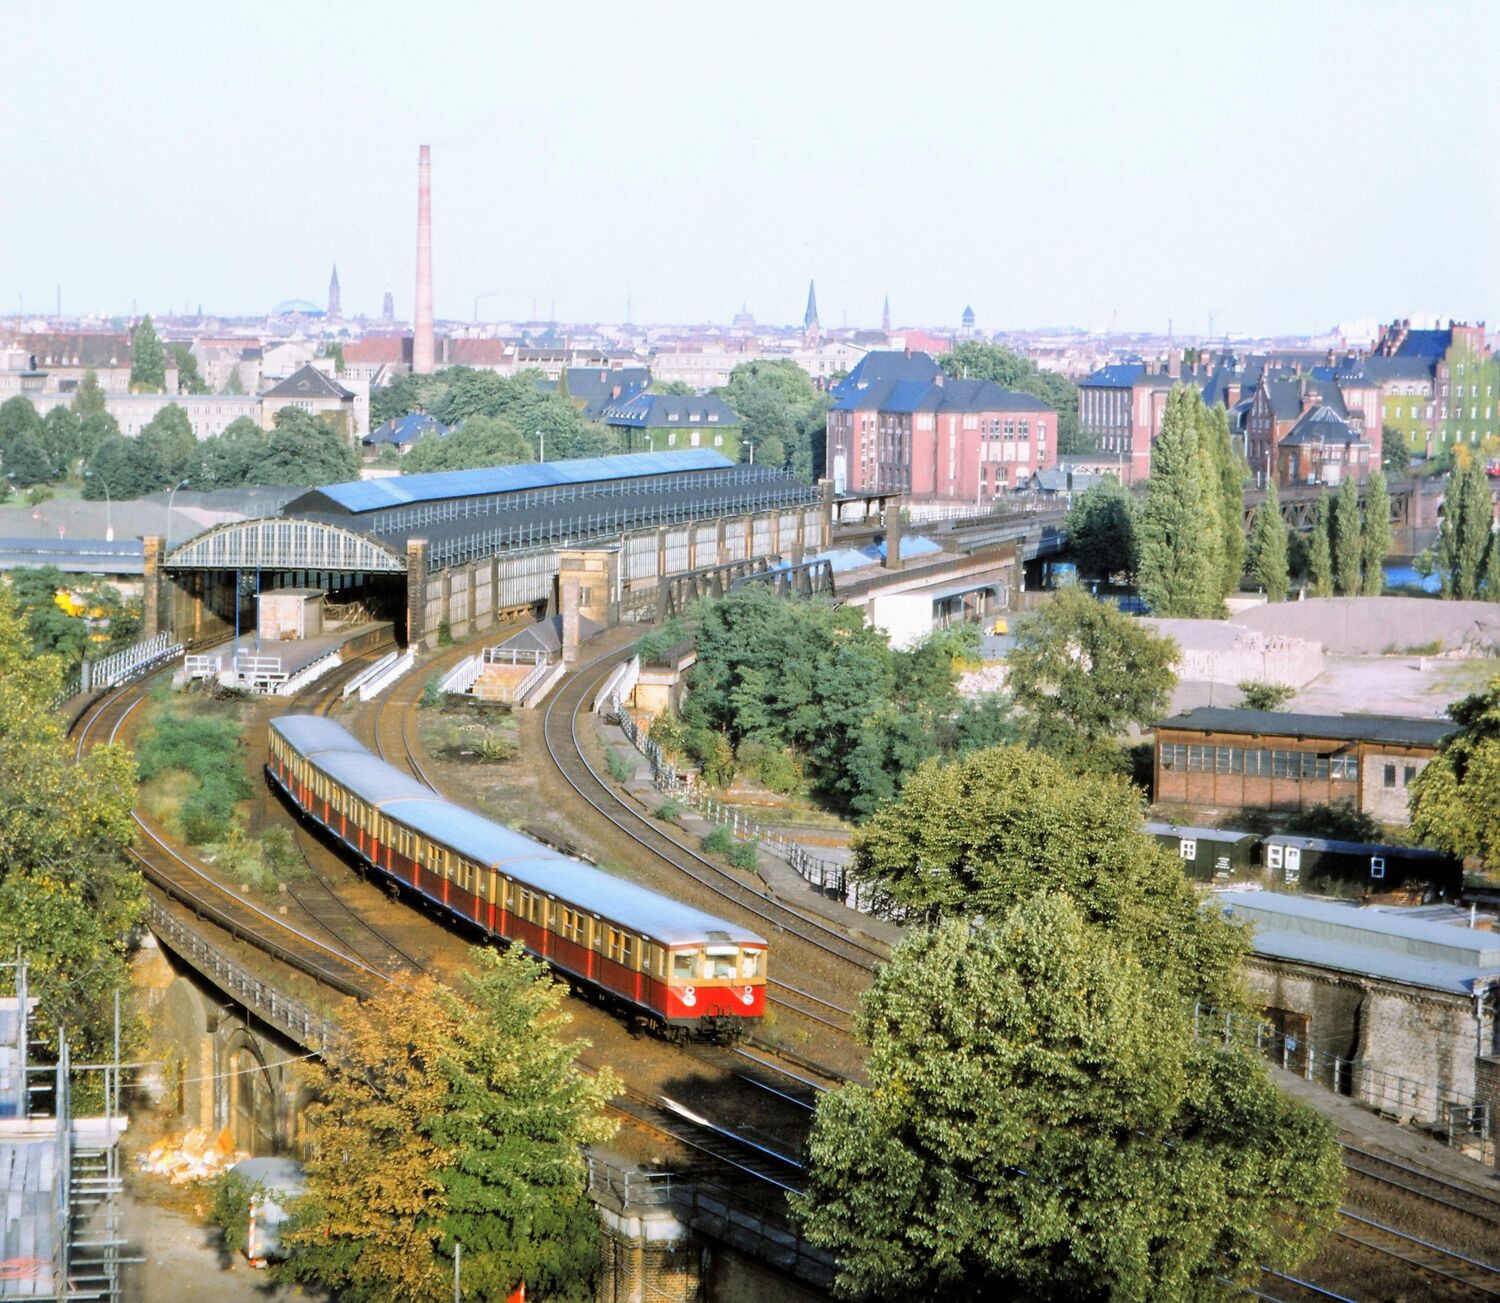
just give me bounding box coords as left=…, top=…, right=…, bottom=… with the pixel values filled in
left=608, top=699, right=873, bottom=913
left=58, top=632, right=185, bottom=701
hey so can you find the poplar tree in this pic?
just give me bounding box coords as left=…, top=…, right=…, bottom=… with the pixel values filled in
left=1360, top=471, right=1392, bottom=596
left=1308, top=490, right=1334, bottom=597
left=1201, top=402, right=1245, bottom=596
left=129, top=315, right=167, bottom=392
left=1439, top=459, right=1492, bottom=598
left=1333, top=477, right=1363, bottom=595
left=71, top=368, right=107, bottom=415
left=1138, top=387, right=1223, bottom=616
left=1484, top=534, right=1500, bottom=601
left=1246, top=480, right=1290, bottom=601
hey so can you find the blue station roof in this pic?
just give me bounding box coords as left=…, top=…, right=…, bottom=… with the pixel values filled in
left=292, top=449, right=737, bottom=515
left=270, top=715, right=766, bottom=947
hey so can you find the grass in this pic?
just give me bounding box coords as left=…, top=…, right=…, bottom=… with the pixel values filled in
left=135, top=692, right=253, bottom=845
left=1379, top=639, right=1445, bottom=656
left=653, top=797, right=683, bottom=822
left=605, top=748, right=634, bottom=783
left=426, top=720, right=518, bottom=764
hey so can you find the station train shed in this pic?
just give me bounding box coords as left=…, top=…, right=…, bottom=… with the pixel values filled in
left=147, top=450, right=829, bottom=646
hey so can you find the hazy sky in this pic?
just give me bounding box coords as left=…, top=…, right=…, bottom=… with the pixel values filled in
left=4, top=0, right=1496, bottom=336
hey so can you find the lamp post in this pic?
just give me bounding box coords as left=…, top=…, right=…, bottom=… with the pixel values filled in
left=165, top=477, right=191, bottom=549
left=84, top=471, right=114, bottom=541
left=742, top=439, right=754, bottom=465
left=536, top=429, right=544, bottom=463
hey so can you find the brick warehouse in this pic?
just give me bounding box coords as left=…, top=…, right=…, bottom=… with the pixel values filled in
left=1154, top=708, right=1455, bottom=826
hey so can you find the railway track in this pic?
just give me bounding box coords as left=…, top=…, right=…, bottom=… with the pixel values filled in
left=1342, top=1144, right=1500, bottom=1228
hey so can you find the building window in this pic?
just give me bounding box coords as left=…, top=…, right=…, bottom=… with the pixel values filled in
left=1404, top=764, right=1418, bottom=786
left=1384, top=763, right=1396, bottom=789
left=1179, top=838, right=1197, bottom=860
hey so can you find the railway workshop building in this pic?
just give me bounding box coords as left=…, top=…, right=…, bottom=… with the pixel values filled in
left=145, top=450, right=828, bottom=648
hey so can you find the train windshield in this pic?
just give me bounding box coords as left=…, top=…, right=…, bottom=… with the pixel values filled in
left=740, top=950, right=761, bottom=979
left=673, top=950, right=698, bottom=979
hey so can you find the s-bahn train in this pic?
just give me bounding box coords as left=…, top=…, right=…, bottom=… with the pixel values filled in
left=267, top=715, right=767, bottom=1037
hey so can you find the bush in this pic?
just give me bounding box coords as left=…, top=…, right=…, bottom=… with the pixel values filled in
left=474, top=732, right=517, bottom=764
left=209, top=1171, right=263, bottom=1258
left=1235, top=681, right=1295, bottom=711
left=437, top=620, right=453, bottom=646
left=649, top=710, right=688, bottom=760
left=419, top=675, right=442, bottom=709
left=261, top=827, right=305, bottom=880
left=637, top=619, right=689, bottom=665
left=653, top=797, right=682, bottom=822
left=728, top=839, right=759, bottom=871
left=736, top=738, right=800, bottom=794
left=25, top=484, right=54, bottom=506
left=605, top=748, right=634, bottom=783
left=702, top=827, right=735, bottom=857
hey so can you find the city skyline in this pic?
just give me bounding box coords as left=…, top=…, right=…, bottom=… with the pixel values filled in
left=3, top=1, right=1497, bottom=335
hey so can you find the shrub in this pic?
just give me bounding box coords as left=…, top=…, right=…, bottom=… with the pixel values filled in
left=418, top=675, right=442, bottom=709
left=261, top=827, right=307, bottom=881
left=209, top=1171, right=262, bottom=1259
left=737, top=738, right=800, bottom=794
left=728, top=839, right=759, bottom=871
left=1235, top=681, right=1295, bottom=711
left=25, top=484, right=54, bottom=506
left=649, top=710, right=688, bottom=760
left=475, top=732, right=516, bottom=764
left=637, top=619, right=689, bottom=665
left=437, top=620, right=453, bottom=646
left=702, top=827, right=735, bottom=857
left=654, top=798, right=682, bottom=822
left=605, top=748, right=634, bottom=783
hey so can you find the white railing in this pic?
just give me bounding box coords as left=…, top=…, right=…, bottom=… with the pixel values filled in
left=483, top=645, right=547, bottom=666
left=84, top=631, right=183, bottom=692
left=510, top=658, right=553, bottom=704
left=276, top=650, right=343, bottom=696
left=593, top=656, right=640, bottom=712
left=182, top=653, right=222, bottom=681
left=343, top=651, right=398, bottom=698
left=608, top=698, right=872, bottom=913
left=359, top=648, right=415, bottom=701
left=439, top=654, right=482, bottom=695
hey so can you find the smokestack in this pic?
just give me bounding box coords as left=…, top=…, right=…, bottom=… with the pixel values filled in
left=414, top=144, right=434, bottom=375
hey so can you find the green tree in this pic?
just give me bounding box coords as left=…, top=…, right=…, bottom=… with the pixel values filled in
left=1382, top=429, right=1411, bottom=477
left=1308, top=490, right=1334, bottom=597
left=1136, top=387, right=1223, bottom=616
left=1200, top=402, right=1245, bottom=595
left=83, top=435, right=165, bottom=499
left=0, top=395, right=42, bottom=448
left=404, top=414, right=534, bottom=473
left=258, top=407, right=359, bottom=485
left=1246, top=480, right=1290, bottom=600
left=1236, top=680, right=1294, bottom=710
left=719, top=359, right=829, bottom=479
left=76, top=411, right=119, bottom=464
left=1332, top=476, right=1363, bottom=595
left=1410, top=675, right=1500, bottom=865
left=0, top=583, right=143, bottom=1067
left=1360, top=470, right=1392, bottom=596
left=40, top=406, right=82, bottom=474
left=197, top=416, right=268, bottom=489
left=1438, top=459, right=1492, bottom=598
left=793, top=897, right=1342, bottom=1302
left=1484, top=534, right=1500, bottom=601
left=139, top=404, right=199, bottom=484
left=223, top=364, right=245, bottom=395
left=939, top=341, right=1087, bottom=455
left=168, top=343, right=208, bottom=394
left=71, top=368, right=107, bottom=416
left=281, top=950, right=616, bottom=1303
left=320, top=341, right=345, bottom=375
left=1006, top=585, right=1177, bottom=773
left=129, top=315, right=167, bottom=392
left=652, top=379, right=694, bottom=396
left=1065, top=477, right=1137, bottom=581
left=2, top=433, right=52, bottom=487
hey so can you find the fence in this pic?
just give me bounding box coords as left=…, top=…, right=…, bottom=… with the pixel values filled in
left=439, top=654, right=482, bottom=695
left=608, top=698, right=873, bottom=913
left=1192, top=1001, right=1494, bottom=1163
left=275, top=650, right=343, bottom=696
left=358, top=648, right=415, bottom=701
left=60, top=631, right=185, bottom=700
left=343, top=651, right=399, bottom=698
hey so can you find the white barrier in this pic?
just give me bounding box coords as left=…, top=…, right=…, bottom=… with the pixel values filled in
left=593, top=656, right=640, bottom=713
left=439, top=654, right=482, bottom=695
left=516, top=660, right=567, bottom=709
left=343, top=651, right=398, bottom=699
left=276, top=651, right=343, bottom=696
left=358, top=648, right=415, bottom=702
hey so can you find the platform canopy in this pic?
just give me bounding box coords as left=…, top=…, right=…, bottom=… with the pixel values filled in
left=164, top=517, right=407, bottom=572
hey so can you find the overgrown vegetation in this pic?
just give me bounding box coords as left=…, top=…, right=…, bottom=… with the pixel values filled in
left=7, top=564, right=141, bottom=670
left=209, top=1171, right=263, bottom=1258
left=135, top=695, right=254, bottom=845
left=636, top=619, right=690, bottom=665
left=604, top=748, right=633, bottom=783
left=1235, top=680, right=1295, bottom=710
left=1411, top=674, right=1500, bottom=866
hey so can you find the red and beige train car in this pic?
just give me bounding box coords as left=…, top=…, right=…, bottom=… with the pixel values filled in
left=267, top=715, right=767, bottom=1035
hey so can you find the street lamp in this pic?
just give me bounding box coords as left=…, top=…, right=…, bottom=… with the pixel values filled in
left=535, top=429, right=545, bottom=463
left=84, top=470, right=114, bottom=541
left=165, top=477, right=191, bottom=548
left=742, top=439, right=754, bottom=465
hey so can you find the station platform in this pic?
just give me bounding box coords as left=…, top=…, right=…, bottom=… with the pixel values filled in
left=181, top=622, right=394, bottom=694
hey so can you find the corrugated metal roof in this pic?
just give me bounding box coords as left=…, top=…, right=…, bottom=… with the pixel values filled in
left=271, top=714, right=765, bottom=946
left=1158, top=707, right=1456, bottom=748
left=1144, top=820, right=1259, bottom=843
left=301, top=449, right=737, bottom=514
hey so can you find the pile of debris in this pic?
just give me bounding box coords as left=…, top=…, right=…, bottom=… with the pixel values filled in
left=135, top=1127, right=246, bottom=1184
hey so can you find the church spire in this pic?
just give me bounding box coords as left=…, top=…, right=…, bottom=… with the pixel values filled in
left=803, top=279, right=819, bottom=332
left=882, top=292, right=891, bottom=334
left=328, top=264, right=342, bottom=319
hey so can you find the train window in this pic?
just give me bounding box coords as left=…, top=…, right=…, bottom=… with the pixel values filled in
left=621, top=934, right=636, bottom=970
left=740, top=950, right=761, bottom=979
left=654, top=947, right=666, bottom=978
left=606, top=928, right=623, bottom=963
left=710, top=953, right=735, bottom=979
left=673, top=950, right=698, bottom=979
left=560, top=908, right=583, bottom=943
left=592, top=916, right=603, bottom=949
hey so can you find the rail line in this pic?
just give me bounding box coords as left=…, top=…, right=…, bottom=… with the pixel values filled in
left=1333, top=1207, right=1500, bottom=1298
left=1342, top=1144, right=1500, bottom=1228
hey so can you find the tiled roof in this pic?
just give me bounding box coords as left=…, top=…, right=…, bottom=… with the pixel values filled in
left=1158, top=707, right=1455, bottom=748
left=263, top=363, right=354, bottom=401
left=446, top=338, right=509, bottom=366
left=18, top=331, right=130, bottom=369
left=1281, top=405, right=1365, bottom=447
left=364, top=413, right=449, bottom=446
left=344, top=337, right=412, bottom=365
left=835, top=350, right=942, bottom=393
left=1264, top=376, right=1346, bottom=422
left=1080, top=363, right=1145, bottom=388
left=599, top=392, right=741, bottom=429
left=1390, top=328, right=1452, bottom=360
left=830, top=376, right=1053, bottom=415
left=539, top=366, right=650, bottom=418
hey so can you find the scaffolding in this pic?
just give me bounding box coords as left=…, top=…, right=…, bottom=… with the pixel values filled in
left=0, top=962, right=127, bottom=1303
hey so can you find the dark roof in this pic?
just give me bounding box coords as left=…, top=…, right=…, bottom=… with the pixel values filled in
left=835, top=350, right=943, bottom=394
left=18, top=332, right=130, bottom=369
left=1080, top=362, right=1146, bottom=389
left=263, top=363, right=354, bottom=401
left=1264, top=375, right=1346, bottom=422
left=599, top=393, right=741, bottom=429
left=830, top=376, right=1052, bottom=415
left=1281, top=405, right=1365, bottom=447
left=538, top=366, right=650, bottom=419
left=364, top=413, right=450, bottom=446
left=1157, top=707, right=1456, bottom=748
left=1390, top=328, right=1451, bottom=360
left=1354, top=355, right=1436, bottom=384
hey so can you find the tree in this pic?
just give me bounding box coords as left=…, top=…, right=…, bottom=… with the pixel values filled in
left=1410, top=676, right=1500, bottom=866
left=719, top=359, right=829, bottom=479
left=167, top=343, right=208, bottom=394
left=0, top=395, right=42, bottom=448
left=1438, top=459, right=1492, bottom=599
left=1136, top=387, right=1223, bottom=616
left=1332, top=476, right=1363, bottom=595
left=321, top=341, right=345, bottom=375
left=2, top=433, right=52, bottom=487
left=197, top=416, right=268, bottom=489
left=76, top=410, right=119, bottom=463
left=1236, top=680, right=1294, bottom=710
left=129, top=315, right=167, bottom=392
left=71, top=368, right=107, bottom=416
left=223, top=364, right=246, bottom=396
left=280, top=948, right=617, bottom=1302
left=1246, top=480, right=1290, bottom=600
left=0, top=582, right=143, bottom=1068
left=1065, top=477, right=1137, bottom=581
left=653, top=379, right=694, bottom=396
left=793, top=897, right=1342, bottom=1302
left=258, top=407, right=359, bottom=485
left=404, top=414, right=533, bottom=473
left=1308, top=490, right=1334, bottom=597
left=1382, top=429, right=1411, bottom=477
left=1200, top=402, right=1245, bottom=595
left=40, top=406, right=81, bottom=474
left=82, top=435, right=165, bottom=499
left=939, top=342, right=1087, bottom=455
left=1360, top=470, right=1392, bottom=596
left=1485, top=534, right=1500, bottom=601
left=1006, top=584, right=1177, bottom=773
left=138, top=404, right=199, bottom=484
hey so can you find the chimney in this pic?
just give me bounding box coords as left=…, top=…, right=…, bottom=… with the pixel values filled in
left=1166, top=350, right=1181, bottom=379
left=413, top=145, right=435, bottom=375
left=1300, top=380, right=1318, bottom=414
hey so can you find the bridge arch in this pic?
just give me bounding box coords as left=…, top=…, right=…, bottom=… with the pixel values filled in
left=164, top=517, right=406, bottom=573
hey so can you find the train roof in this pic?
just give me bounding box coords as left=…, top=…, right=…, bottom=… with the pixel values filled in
left=271, top=715, right=766, bottom=948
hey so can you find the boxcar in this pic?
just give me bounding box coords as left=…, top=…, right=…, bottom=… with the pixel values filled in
left=267, top=715, right=766, bottom=1036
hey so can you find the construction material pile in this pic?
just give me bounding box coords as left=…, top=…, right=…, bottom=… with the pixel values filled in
left=135, top=1127, right=246, bottom=1184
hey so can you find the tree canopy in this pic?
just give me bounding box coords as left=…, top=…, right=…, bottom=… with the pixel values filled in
left=280, top=947, right=617, bottom=1303
left=139, top=404, right=199, bottom=485
left=1308, top=490, right=1334, bottom=596
left=1361, top=470, right=1392, bottom=596
left=1246, top=479, right=1290, bottom=601
left=8, top=565, right=140, bottom=665
left=1064, top=477, right=1137, bottom=581
left=72, top=368, right=107, bottom=416
left=1006, top=584, right=1176, bottom=773
left=1332, top=476, right=1362, bottom=595
left=1438, top=458, right=1492, bottom=599
left=404, top=414, right=534, bottom=473
left=938, top=342, right=1087, bottom=455
left=1137, top=387, right=1227, bottom=616
left=794, top=895, right=1341, bottom=1302
left=717, top=359, right=829, bottom=479
left=168, top=344, right=208, bottom=394
left=129, top=315, right=167, bottom=392
left=82, top=434, right=165, bottom=499
left=1410, top=675, right=1500, bottom=866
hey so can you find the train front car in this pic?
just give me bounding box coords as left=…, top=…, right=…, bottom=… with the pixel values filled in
left=662, top=930, right=767, bottom=1038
